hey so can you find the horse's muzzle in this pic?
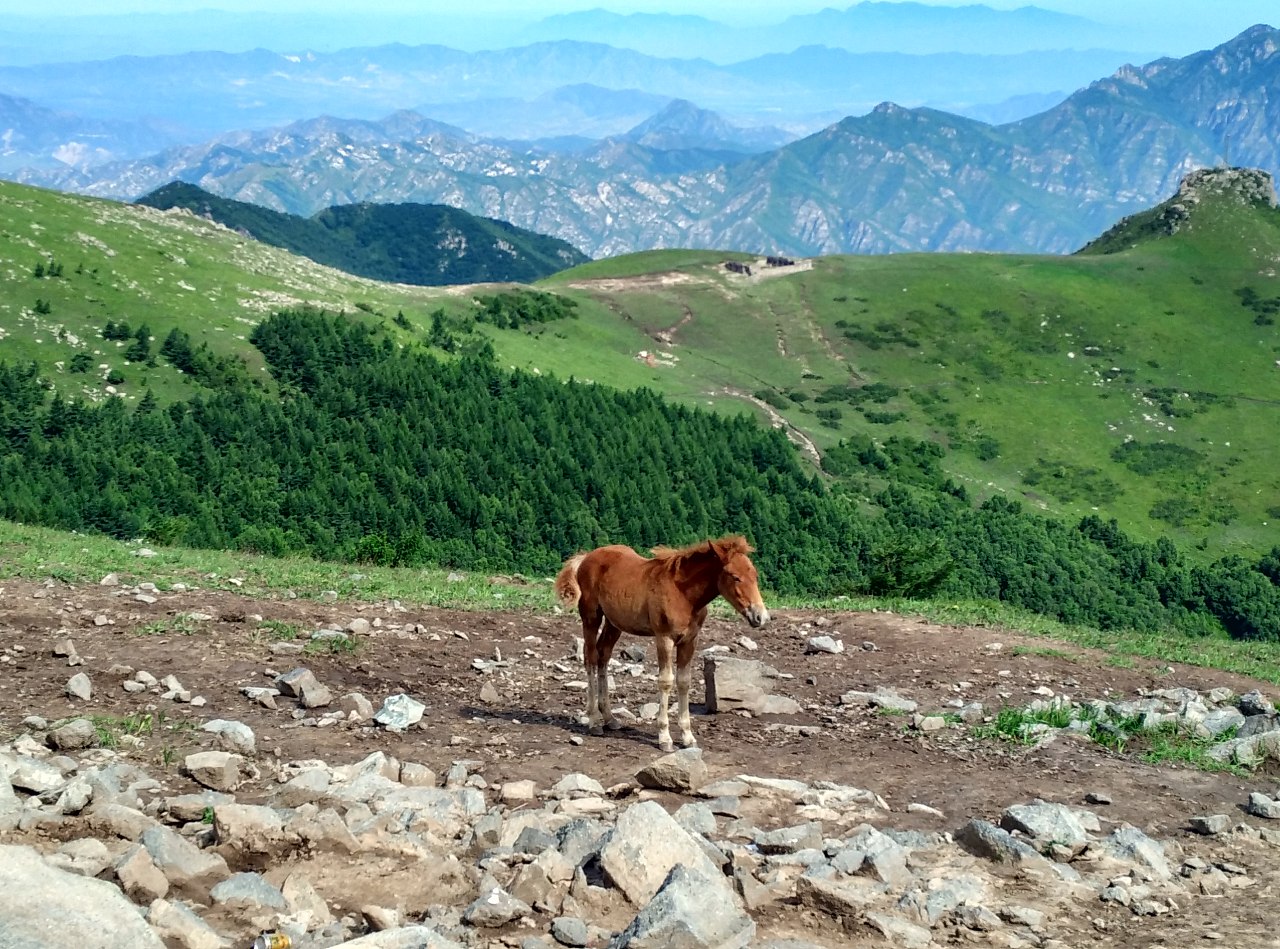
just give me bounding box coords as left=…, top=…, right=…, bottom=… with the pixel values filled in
left=744, top=605, right=770, bottom=628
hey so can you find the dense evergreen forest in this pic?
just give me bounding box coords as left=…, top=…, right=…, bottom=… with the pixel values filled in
left=2, top=308, right=1278, bottom=639
left=135, top=182, right=590, bottom=286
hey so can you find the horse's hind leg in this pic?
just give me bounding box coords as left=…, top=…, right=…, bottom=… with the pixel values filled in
left=596, top=619, right=623, bottom=731
left=654, top=635, right=676, bottom=753
left=580, top=604, right=605, bottom=736
left=675, top=633, right=701, bottom=748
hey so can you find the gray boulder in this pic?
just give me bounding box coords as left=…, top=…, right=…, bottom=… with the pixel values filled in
left=147, top=898, right=229, bottom=949
left=0, top=844, right=166, bottom=948
left=48, top=718, right=99, bottom=751
left=210, top=872, right=287, bottom=912
left=598, top=801, right=727, bottom=905
left=374, top=693, right=426, bottom=730
left=609, top=864, right=754, bottom=949
left=141, top=825, right=230, bottom=888
left=635, top=748, right=707, bottom=793
left=199, top=720, right=256, bottom=755
left=702, top=656, right=800, bottom=716
left=1000, top=801, right=1096, bottom=847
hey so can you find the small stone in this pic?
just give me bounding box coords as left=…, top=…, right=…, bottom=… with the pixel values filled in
left=1190, top=815, right=1231, bottom=836
left=66, top=672, right=92, bottom=701
left=1085, top=792, right=1112, bottom=806
left=53, top=639, right=77, bottom=657
left=480, top=681, right=501, bottom=704
left=1247, top=792, right=1280, bottom=820
left=805, top=635, right=844, bottom=655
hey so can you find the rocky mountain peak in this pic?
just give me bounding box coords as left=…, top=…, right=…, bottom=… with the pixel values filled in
left=1176, top=166, right=1277, bottom=209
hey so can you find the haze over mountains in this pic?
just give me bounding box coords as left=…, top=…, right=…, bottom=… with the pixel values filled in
left=11, top=25, right=1278, bottom=260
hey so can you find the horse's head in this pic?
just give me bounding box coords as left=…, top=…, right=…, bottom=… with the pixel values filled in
left=712, top=536, right=770, bottom=629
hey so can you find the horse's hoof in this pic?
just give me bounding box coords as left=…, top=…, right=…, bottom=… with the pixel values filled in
left=604, top=719, right=623, bottom=731
left=681, top=735, right=698, bottom=748
left=588, top=724, right=604, bottom=737
left=657, top=739, right=675, bottom=753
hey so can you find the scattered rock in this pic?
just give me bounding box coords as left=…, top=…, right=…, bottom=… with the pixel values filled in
left=374, top=693, right=426, bottom=731
left=702, top=655, right=800, bottom=716
left=66, top=672, right=93, bottom=700
left=48, top=717, right=98, bottom=751
left=0, top=844, right=165, bottom=948
left=199, top=719, right=256, bottom=755
left=635, top=748, right=707, bottom=793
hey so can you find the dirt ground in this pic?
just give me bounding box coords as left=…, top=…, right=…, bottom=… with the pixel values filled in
left=5, top=576, right=1280, bottom=947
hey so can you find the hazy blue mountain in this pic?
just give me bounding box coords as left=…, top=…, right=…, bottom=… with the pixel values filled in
left=416, top=84, right=673, bottom=142
left=621, top=99, right=792, bottom=153
left=0, top=39, right=1143, bottom=143
left=522, top=4, right=1125, bottom=61
left=0, top=92, right=178, bottom=172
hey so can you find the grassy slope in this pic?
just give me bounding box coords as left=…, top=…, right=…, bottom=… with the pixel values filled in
left=526, top=200, right=1280, bottom=557
left=0, top=181, right=491, bottom=405
left=2, top=179, right=1278, bottom=558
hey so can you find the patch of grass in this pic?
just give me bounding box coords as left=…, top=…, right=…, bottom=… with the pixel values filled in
left=973, top=704, right=1074, bottom=744
left=1138, top=723, right=1250, bottom=776
left=304, top=635, right=360, bottom=656
left=972, top=699, right=1250, bottom=775
left=201, top=806, right=215, bottom=824
left=0, top=519, right=554, bottom=611
left=92, top=712, right=156, bottom=747
left=258, top=619, right=302, bottom=641
left=133, top=614, right=196, bottom=636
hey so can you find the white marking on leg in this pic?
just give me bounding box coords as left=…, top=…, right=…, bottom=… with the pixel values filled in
left=677, top=662, right=696, bottom=747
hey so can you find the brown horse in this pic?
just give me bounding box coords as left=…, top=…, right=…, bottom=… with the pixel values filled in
left=554, top=534, right=769, bottom=752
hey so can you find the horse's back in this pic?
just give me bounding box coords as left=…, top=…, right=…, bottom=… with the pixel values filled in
left=577, top=544, right=658, bottom=630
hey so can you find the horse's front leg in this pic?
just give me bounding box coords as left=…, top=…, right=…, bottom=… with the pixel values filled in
left=654, top=635, right=676, bottom=752
left=675, top=633, right=701, bottom=748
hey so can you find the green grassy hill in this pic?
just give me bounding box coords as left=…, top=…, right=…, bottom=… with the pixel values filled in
left=2, top=171, right=1278, bottom=560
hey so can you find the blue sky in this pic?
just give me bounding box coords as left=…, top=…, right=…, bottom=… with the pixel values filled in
left=15, top=0, right=1277, bottom=25
left=4, top=1, right=1273, bottom=61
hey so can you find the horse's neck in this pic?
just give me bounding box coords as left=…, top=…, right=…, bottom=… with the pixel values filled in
left=671, top=554, right=722, bottom=610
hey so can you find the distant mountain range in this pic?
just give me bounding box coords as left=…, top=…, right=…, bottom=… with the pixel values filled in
left=0, top=39, right=1141, bottom=148
left=0, top=4, right=1136, bottom=68
left=135, top=182, right=589, bottom=286
left=17, top=26, right=1278, bottom=260
left=523, top=3, right=1122, bottom=61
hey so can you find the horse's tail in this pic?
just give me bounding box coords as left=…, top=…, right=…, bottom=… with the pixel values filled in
left=554, top=553, right=586, bottom=609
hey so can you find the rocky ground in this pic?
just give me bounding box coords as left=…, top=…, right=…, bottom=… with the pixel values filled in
left=4, top=573, right=1280, bottom=949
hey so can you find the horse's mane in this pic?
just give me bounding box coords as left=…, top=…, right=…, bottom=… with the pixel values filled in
left=651, top=534, right=753, bottom=561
